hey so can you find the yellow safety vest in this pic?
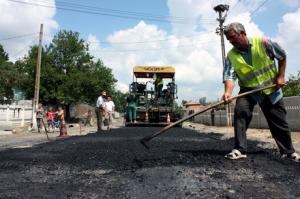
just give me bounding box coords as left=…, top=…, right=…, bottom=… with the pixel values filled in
left=155, top=77, right=163, bottom=86
left=227, top=37, right=277, bottom=95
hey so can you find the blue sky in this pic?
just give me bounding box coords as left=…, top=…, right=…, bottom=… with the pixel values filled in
left=251, top=0, right=297, bottom=36
left=54, top=0, right=172, bottom=42
left=1, top=0, right=300, bottom=103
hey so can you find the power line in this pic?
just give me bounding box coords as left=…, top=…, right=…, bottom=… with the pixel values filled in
left=227, top=0, right=241, bottom=16
left=46, top=0, right=201, bottom=21
left=42, top=30, right=216, bottom=46
left=85, top=33, right=210, bottom=45
left=6, top=0, right=216, bottom=25
left=0, top=32, right=38, bottom=41
left=250, top=0, right=269, bottom=16
left=10, top=38, right=38, bottom=59
left=88, top=40, right=213, bottom=53
left=227, top=0, right=270, bottom=18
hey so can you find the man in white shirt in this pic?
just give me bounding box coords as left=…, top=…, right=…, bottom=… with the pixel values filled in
left=104, top=96, right=115, bottom=130
left=95, top=90, right=106, bottom=132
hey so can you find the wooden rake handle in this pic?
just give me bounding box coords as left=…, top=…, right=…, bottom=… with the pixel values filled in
left=140, top=84, right=277, bottom=149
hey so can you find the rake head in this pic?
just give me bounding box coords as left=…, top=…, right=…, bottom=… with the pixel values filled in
left=139, top=136, right=152, bottom=150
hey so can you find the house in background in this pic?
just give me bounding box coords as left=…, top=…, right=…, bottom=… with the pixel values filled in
left=182, top=100, right=204, bottom=122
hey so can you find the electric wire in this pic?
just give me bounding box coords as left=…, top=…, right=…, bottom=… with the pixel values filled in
left=85, top=33, right=210, bottom=45
left=41, top=30, right=216, bottom=46
left=250, top=0, right=269, bottom=16
left=88, top=39, right=215, bottom=53
left=6, top=0, right=216, bottom=25
left=1, top=0, right=230, bottom=55
left=40, top=0, right=200, bottom=21
left=0, top=32, right=38, bottom=41
left=10, top=38, right=38, bottom=59
left=227, top=0, right=241, bottom=16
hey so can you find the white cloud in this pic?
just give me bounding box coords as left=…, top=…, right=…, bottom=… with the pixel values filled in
left=87, top=0, right=272, bottom=102
left=167, top=0, right=219, bottom=35
left=0, top=0, right=58, bottom=61
left=281, top=0, right=300, bottom=7
left=226, top=12, right=265, bottom=36
left=88, top=20, right=225, bottom=102
left=87, top=34, right=101, bottom=52
left=87, top=1, right=299, bottom=101
left=116, top=82, right=129, bottom=93
left=276, top=8, right=300, bottom=50
left=275, top=8, right=300, bottom=76
left=3, top=0, right=297, bottom=103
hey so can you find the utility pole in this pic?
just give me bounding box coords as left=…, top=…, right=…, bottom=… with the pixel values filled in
left=214, top=4, right=231, bottom=126
left=31, top=24, right=43, bottom=130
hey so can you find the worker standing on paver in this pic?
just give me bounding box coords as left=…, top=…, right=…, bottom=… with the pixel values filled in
left=222, top=22, right=299, bottom=162
left=154, top=75, right=163, bottom=97
left=126, top=92, right=137, bottom=124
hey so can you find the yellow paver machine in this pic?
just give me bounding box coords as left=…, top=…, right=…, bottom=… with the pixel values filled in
left=125, top=66, right=181, bottom=126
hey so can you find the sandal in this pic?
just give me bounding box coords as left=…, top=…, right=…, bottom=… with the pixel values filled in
left=225, top=149, right=247, bottom=160
left=282, top=152, right=300, bottom=163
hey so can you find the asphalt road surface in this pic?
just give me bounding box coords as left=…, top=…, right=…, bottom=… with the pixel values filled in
left=0, top=123, right=299, bottom=199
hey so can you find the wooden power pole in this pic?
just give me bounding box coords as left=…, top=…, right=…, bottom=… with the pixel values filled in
left=31, top=24, right=43, bottom=130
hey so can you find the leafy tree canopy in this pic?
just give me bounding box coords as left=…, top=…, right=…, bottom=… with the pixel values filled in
left=283, top=71, right=300, bottom=97
left=17, top=30, right=124, bottom=111
left=0, top=44, right=18, bottom=103
left=199, top=97, right=207, bottom=105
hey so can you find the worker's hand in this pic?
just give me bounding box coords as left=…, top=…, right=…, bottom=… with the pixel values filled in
left=222, top=92, right=232, bottom=103
left=276, top=76, right=286, bottom=88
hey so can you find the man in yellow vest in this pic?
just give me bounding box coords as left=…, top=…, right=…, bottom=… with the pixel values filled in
left=154, top=75, right=164, bottom=97
left=222, top=22, right=299, bottom=162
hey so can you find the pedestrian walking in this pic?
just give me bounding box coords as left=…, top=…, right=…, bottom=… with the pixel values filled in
left=103, top=96, right=115, bottom=130
left=83, top=110, right=93, bottom=126
left=36, top=103, right=44, bottom=133
left=56, top=106, right=68, bottom=137
left=222, top=22, right=299, bottom=162
left=95, top=90, right=106, bottom=132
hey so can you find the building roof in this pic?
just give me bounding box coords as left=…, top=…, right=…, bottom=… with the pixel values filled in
left=185, top=100, right=202, bottom=106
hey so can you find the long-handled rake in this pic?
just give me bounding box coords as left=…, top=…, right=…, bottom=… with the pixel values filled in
left=140, top=84, right=277, bottom=149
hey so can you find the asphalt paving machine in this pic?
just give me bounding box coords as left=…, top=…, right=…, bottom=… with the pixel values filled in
left=125, top=66, right=181, bottom=126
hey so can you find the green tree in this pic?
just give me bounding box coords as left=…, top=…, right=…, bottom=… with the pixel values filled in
left=17, top=30, right=119, bottom=118
left=199, top=97, right=207, bottom=105
left=15, top=46, right=42, bottom=101
left=0, top=45, right=8, bottom=62
left=283, top=71, right=300, bottom=97
left=110, top=90, right=127, bottom=112
left=0, top=44, right=19, bottom=103
left=181, top=100, right=187, bottom=106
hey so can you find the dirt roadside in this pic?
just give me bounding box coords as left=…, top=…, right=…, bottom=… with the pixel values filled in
left=183, top=122, right=300, bottom=152
left=0, top=122, right=109, bottom=150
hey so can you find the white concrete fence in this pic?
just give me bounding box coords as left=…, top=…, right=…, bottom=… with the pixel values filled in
left=190, top=96, right=300, bottom=132
left=0, top=105, right=33, bottom=130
